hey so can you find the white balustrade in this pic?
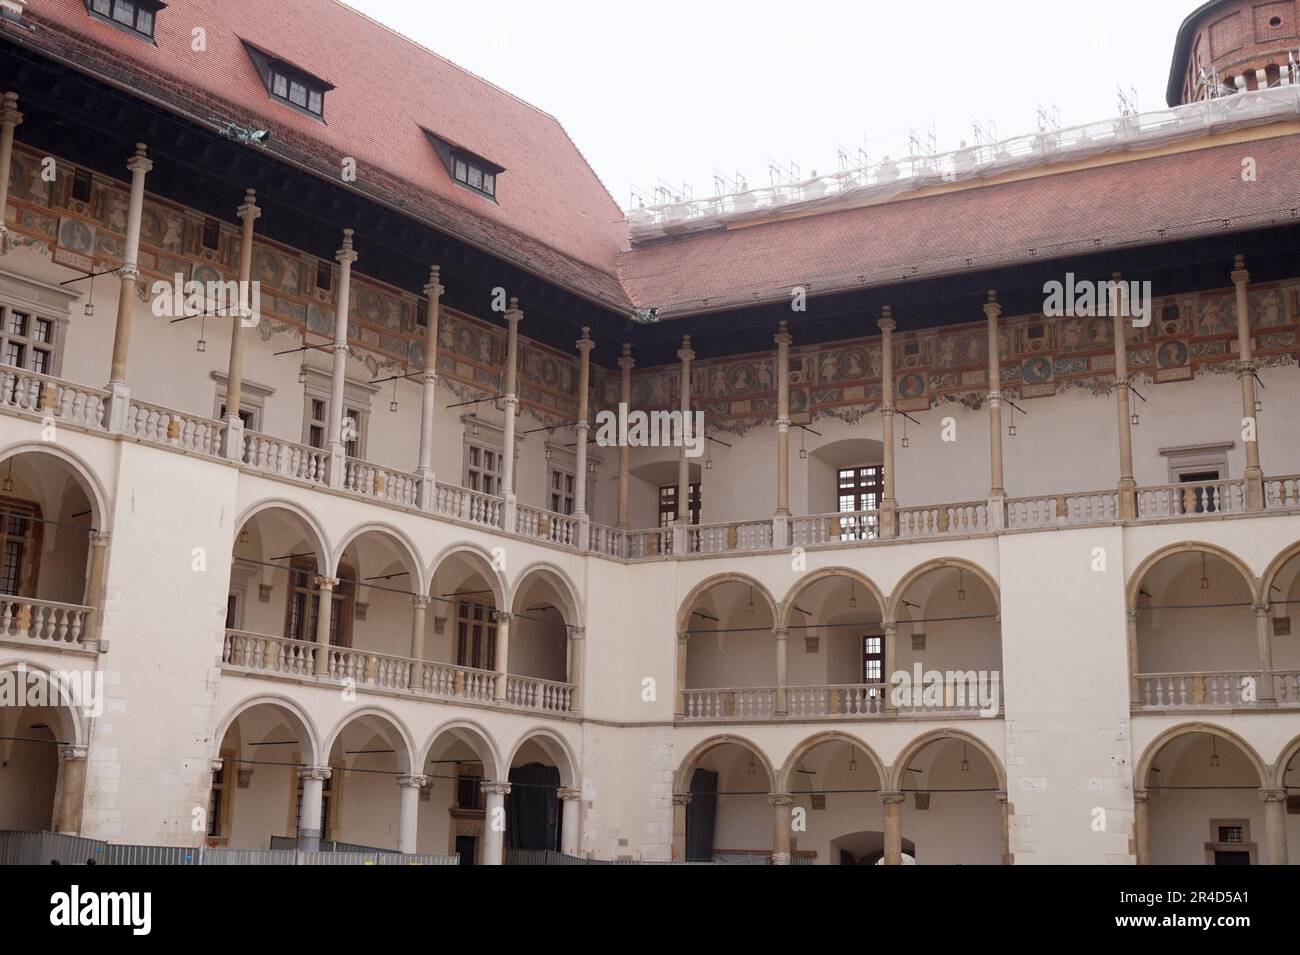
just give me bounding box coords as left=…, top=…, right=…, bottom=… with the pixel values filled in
left=681, top=687, right=777, bottom=720
left=0, top=598, right=90, bottom=645
left=516, top=504, right=579, bottom=546
left=343, top=458, right=419, bottom=507
left=1272, top=671, right=1300, bottom=705
left=124, top=400, right=225, bottom=455
left=1265, top=476, right=1300, bottom=510
left=897, top=502, right=988, bottom=538
left=242, top=432, right=330, bottom=485
left=222, top=630, right=317, bottom=675
left=505, top=675, right=575, bottom=713
left=786, top=685, right=886, bottom=717
left=432, top=482, right=504, bottom=529
left=1005, top=491, right=1119, bottom=528
left=0, top=369, right=107, bottom=429
left=790, top=511, right=878, bottom=545
left=1137, top=671, right=1255, bottom=707
left=588, top=522, right=626, bottom=557
left=625, top=528, right=674, bottom=558
left=688, top=520, right=773, bottom=554
left=1136, top=480, right=1245, bottom=519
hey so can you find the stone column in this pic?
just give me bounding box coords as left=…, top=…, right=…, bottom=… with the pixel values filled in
left=493, top=611, right=511, bottom=702
left=312, top=576, right=339, bottom=675
left=675, top=631, right=689, bottom=718
left=297, top=766, right=331, bottom=851
left=396, top=774, right=427, bottom=854
left=671, top=792, right=691, bottom=861
left=501, top=300, right=523, bottom=528
left=675, top=336, right=695, bottom=553
left=1111, top=275, right=1137, bottom=519
left=218, top=189, right=262, bottom=460
left=997, top=790, right=1012, bottom=865
left=53, top=745, right=89, bottom=834
left=878, top=308, right=898, bottom=538
left=325, top=229, right=358, bottom=487
left=1133, top=790, right=1150, bottom=865
left=417, top=266, right=443, bottom=509
left=82, top=531, right=110, bottom=645
left=770, top=793, right=793, bottom=865
left=1127, top=610, right=1142, bottom=706
left=773, top=321, right=792, bottom=546
left=881, top=790, right=906, bottom=864
left=1260, top=788, right=1289, bottom=865
left=774, top=627, right=789, bottom=716
left=574, top=327, right=594, bottom=541
left=105, top=144, right=153, bottom=432
left=567, top=626, right=585, bottom=716
left=0, top=93, right=22, bottom=249
left=1231, top=256, right=1265, bottom=510
left=882, top=620, right=898, bottom=712
left=984, top=291, right=1006, bottom=527
left=559, top=788, right=582, bottom=856
left=410, top=596, right=429, bottom=666
left=1254, top=603, right=1277, bottom=702
left=616, top=344, right=634, bottom=528
left=480, top=781, right=511, bottom=865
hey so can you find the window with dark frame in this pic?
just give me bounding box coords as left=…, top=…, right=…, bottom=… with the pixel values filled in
left=423, top=131, right=503, bottom=201
left=207, top=761, right=226, bottom=838
left=284, top=558, right=354, bottom=648
left=72, top=169, right=93, bottom=204
left=550, top=469, right=576, bottom=515
left=837, top=465, right=883, bottom=540
left=862, top=634, right=885, bottom=691
left=456, top=599, right=497, bottom=671
left=0, top=498, right=42, bottom=598
left=241, top=41, right=332, bottom=120
left=1, top=306, right=57, bottom=377
left=201, top=218, right=221, bottom=251
left=87, top=0, right=160, bottom=40
left=658, top=483, right=701, bottom=526
left=456, top=768, right=485, bottom=811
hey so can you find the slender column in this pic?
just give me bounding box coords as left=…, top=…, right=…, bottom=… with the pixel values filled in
left=480, top=781, right=511, bottom=865
left=616, top=344, right=635, bottom=528
left=675, top=631, right=689, bottom=718
left=1131, top=790, right=1151, bottom=864
left=493, top=611, right=511, bottom=701
left=53, top=745, right=89, bottom=834
left=567, top=626, right=585, bottom=716
left=984, top=292, right=1006, bottom=517
left=1231, top=256, right=1265, bottom=510
left=1255, top=603, right=1277, bottom=702
left=559, top=788, right=582, bottom=856
left=770, top=793, right=793, bottom=865
left=417, top=266, right=444, bottom=509
left=774, top=627, right=789, bottom=716
left=218, top=189, right=261, bottom=459
left=1260, top=788, right=1289, bottom=865
left=296, top=766, right=331, bottom=851
left=882, top=621, right=898, bottom=712
left=881, top=791, right=906, bottom=864
left=312, top=576, right=339, bottom=675
left=105, top=144, right=153, bottom=431
left=396, top=774, right=427, bottom=854
left=82, top=531, right=110, bottom=645
left=1111, top=275, right=1137, bottom=518
left=574, top=327, right=594, bottom=531
left=500, top=300, right=523, bottom=520
left=997, top=790, right=1012, bottom=865
left=410, top=596, right=429, bottom=665
left=878, top=309, right=898, bottom=538
left=774, top=321, right=793, bottom=538
left=1127, top=609, right=1142, bottom=706
left=0, top=93, right=22, bottom=248
left=671, top=792, right=691, bottom=861
left=675, top=336, right=695, bottom=554
left=325, top=229, right=358, bottom=486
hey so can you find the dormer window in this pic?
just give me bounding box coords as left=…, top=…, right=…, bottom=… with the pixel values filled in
left=424, top=131, right=503, bottom=201
left=241, top=40, right=333, bottom=120
left=87, top=0, right=163, bottom=40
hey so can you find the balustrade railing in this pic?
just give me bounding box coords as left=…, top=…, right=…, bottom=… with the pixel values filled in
left=516, top=503, right=579, bottom=546
left=243, top=432, right=330, bottom=485
left=1136, top=480, right=1245, bottom=519
left=1004, top=491, right=1120, bottom=528
left=505, top=675, right=575, bottom=713
left=625, top=527, right=674, bottom=558
left=681, top=687, right=777, bottom=720
left=432, top=482, right=505, bottom=529
left=342, top=459, right=419, bottom=507
left=0, top=368, right=107, bottom=429
left=0, top=597, right=91, bottom=646
left=786, top=685, right=886, bottom=717
left=1136, top=671, right=1256, bottom=707
left=897, top=502, right=989, bottom=538
left=124, top=400, right=225, bottom=455
left=790, top=511, right=879, bottom=546
left=587, top=522, right=626, bottom=557
left=688, top=520, right=773, bottom=554
left=1272, top=670, right=1300, bottom=705
left=1265, top=476, right=1300, bottom=510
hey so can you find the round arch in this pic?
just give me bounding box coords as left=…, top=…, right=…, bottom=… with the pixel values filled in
left=427, top=542, right=509, bottom=609
left=1260, top=542, right=1300, bottom=607
left=333, top=521, right=427, bottom=594
left=674, top=734, right=776, bottom=792
left=677, top=573, right=779, bottom=635
left=321, top=706, right=417, bottom=775
left=1273, top=732, right=1300, bottom=788
left=233, top=498, right=331, bottom=571
left=776, top=731, right=887, bottom=794
left=0, top=441, right=112, bottom=533
left=779, top=567, right=887, bottom=630
left=419, top=718, right=503, bottom=782
left=1134, top=722, right=1269, bottom=790
left=890, top=728, right=1007, bottom=792
left=0, top=658, right=89, bottom=747
left=888, top=557, right=1001, bottom=622
left=1127, top=542, right=1259, bottom=609
left=511, top=561, right=585, bottom=626
left=504, top=727, right=581, bottom=789
left=211, top=694, right=322, bottom=766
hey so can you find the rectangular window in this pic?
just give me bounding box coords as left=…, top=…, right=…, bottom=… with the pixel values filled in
left=315, top=260, right=332, bottom=291
left=658, top=483, right=701, bottom=526
left=88, top=0, right=159, bottom=39
left=72, top=170, right=93, bottom=203
left=112, top=0, right=136, bottom=26
left=201, top=218, right=221, bottom=251
left=456, top=769, right=484, bottom=811
left=308, top=399, right=327, bottom=449
left=0, top=305, right=59, bottom=377
left=0, top=498, right=41, bottom=598
left=465, top=443, right=501, bottom=497
left=208, top=762, right=226, bottom=838
left=273, top=73, right=289, bottom=98
left=284, top=559, right=354, bottom=648
left=862, top=635, right=884, bottom=686
left=288, top=80, right=308, bottom=108
left=456, top=600, right=497, bottom=671
left=549, top=469, right=576, bottom=515
left=837, top=465, right=883, bottom=540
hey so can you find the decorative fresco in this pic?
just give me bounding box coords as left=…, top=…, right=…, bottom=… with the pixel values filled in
left=3, top=144, right=586, bottom=426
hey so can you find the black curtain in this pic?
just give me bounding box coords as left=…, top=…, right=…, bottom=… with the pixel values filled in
left=505, top=762, right=560, bottom=850
left=684, top=768, right=718, bottom=862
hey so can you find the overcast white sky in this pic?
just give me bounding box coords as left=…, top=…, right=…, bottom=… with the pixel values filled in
left=347, top=0, right=1197, bottom=210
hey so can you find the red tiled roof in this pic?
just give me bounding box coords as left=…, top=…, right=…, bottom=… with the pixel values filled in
left=23, top=0, right=631, bottom=307
left=617, top=132, right=1300, bottom=317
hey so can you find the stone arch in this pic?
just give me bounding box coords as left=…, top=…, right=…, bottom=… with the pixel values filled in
left=674, top=733, right=776, bottom=792
left=420, top=718, right=503, bottom=782
left=0, top=441, right=112, bottom=533
left=211, top=693, right=322, bottom=766
left=1273, top=732, right=1300, bottom=789
left=779, top=567, right=887, bottom=630
left=1127, top=541, right=1259, bottom=609
left=504, top=727, right=580, bottom=789
left=0, top=658, right=89, bottom=748
left=1135, top=722, right=1269, bottom=790
left=1260, top=541, right=1300, bottom=607
left=678, top=573, right=779, bottom=634
left=888, top=557, right=1001, bottom=622
left=511, top=561, right=584, bottom=627
left=333, top=521, right=426, bottom=594
left=427, top=541, right=509, bottom=610
left=321, top=706, right=416, bottom=775
left=890, top=728, right=1007, bottom=792
left=233, top=498, right=331, bottom=571
left=777, top=731, right=887, bottom=794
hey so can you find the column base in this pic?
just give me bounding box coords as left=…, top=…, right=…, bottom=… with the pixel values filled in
left=1245, top=469, right=1265, bottom=512
left=417, top=470, right=436, bottom=512
left=771, top=514, right=789, bottom=549
left=103, top=381, right=131, bottom=433
left=503, top=493, right=518, bottom=534
left=223, top=416, right=245, bottom=462
left=327, top=446, right=346, bottom=489
left=987, top=495, right=1006, bottom=531
left=1117, top=481, right=1137, bottom=520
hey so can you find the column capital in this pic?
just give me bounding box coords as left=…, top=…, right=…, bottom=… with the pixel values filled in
left=236, top=188, right=261, bottom=222
left=773, top=626, right=790, bottom=639
left=774, top=320, right=792, bottom=347
left=768, top=793, right=794, bottom=808
left=298, top=766, right=332, bottom=782
left=617, top=343, right=635, bottom=371
left=1126, top=609, right=1140, bottom=624
left=1259, top=788, right=1288, bottom=803
left=558, top=787, right=582, bottom=801
left=567, top=625, right=586, bottom=640
left=492, top=610, right=513, bottom=625
left=880, top=790, right=906, bottom=805
left=58, top=745, right=89, bottom=762
left=397, top=774, right=428, bottom=789
left=1133, top=789, right=1150, bottom=803
left=505, top=298, right=523, bottom=324
left=411, top=595, right=432, bottom=609
left=1231, top=254, right=1249, bottom=286
left=677, top=631, right=690, bottom=644
left=480, top=780, right=512, bottom=797
left=1, top=91, right=22, bottom=128
left=882, top=620, right=898, bottom=634
left=423, top=265, right=444, bottom=300
left=336, top=228, right=358, bottom=265
left=314, top=575, right=340, bottom=591
left=1254, top=602, right=1272, bottom=616
left=877, top=306, right=896, bottom=333
left=672, top=792, right=693, bottom=807
left=210, top=758, right=224, bottom=774
left=996, top=790, right=1009, bottom=803
left=983, top=289, right=1001, bottom=319
left=126, top=142, right=153, bottom=175
left=676, top=335, right=695, bottom=363
left=576, top=326, right=595, bottom=354
left=88, top=530, right=111, bottom=546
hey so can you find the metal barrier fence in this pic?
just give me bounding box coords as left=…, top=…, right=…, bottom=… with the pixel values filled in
left=0, top=831, right=106, bottom=865
left=505, top=848, right=781, bottom=865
